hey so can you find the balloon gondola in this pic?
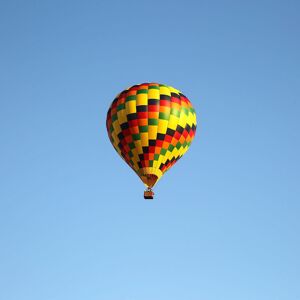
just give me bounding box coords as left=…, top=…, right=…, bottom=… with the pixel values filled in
left=144, top=188, right=154, bottom=200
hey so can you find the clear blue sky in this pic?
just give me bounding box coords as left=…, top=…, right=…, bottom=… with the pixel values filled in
left=0, top=1, right=299, bottom=299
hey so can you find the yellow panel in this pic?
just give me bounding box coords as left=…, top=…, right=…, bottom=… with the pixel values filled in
left=167, top=115, right=179, bottom=130
left=126, top=101, right=136, bottom=113
left=181, top=146, right=189, bottom=156
left=192, top=111, right=197, bottom=126
left=111, top=131, right=120, bottom=146
left=148, top=125, right=158, bottom=139
left=113, top=121, right=121, bottom=135
left=188, top=111, right=194, bottom=125
left=163, top=147, right=179, bottom=165
left=169, top=86, right=180, bottom=94
left=159, top=86, right=171, bottom=96
left=148, top=89, right=159, bottom=99
left=137, top=93, right=148, bottom=105
left=157, top=119, right=168, bottom=133
left=171, top=148, right=180, bottom=159
left=135, top=140, right=143, bottom=154
left=163, top=150, right=172, bottom=163
left=140, top=133, right=149, bottom=147
left=131, top=152, right=140, bottom=171
left=186, top=111, right=193, bottom=127
left=117, top=111, right=127, bottom=124
left=155, top=153, right=164, bottom=169
left=178, top=111, right=188, bottom=128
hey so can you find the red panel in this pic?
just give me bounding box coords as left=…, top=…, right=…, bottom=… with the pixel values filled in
left=165, top=135, right=172, bottom=143
left=171, top=97, right=180, bottom=104
left=156, top=140, right=163, bottom=147
left=149, top=146, right=155, bottom=153
left=125, top=135, right=133, bottom=143
left=131, top=126, right=139, bottom=134
left=137, top=112, right=147, bottom=119
left=122, top=129, right=131, bottom=137
left=148, top=105, right=159, bottom=112
left=182, top=129, right=188, bottom=138
left=174, top=131, right=181, bottom=140
left=160, top=100, right=170, bottom=107
left=128, top=119, right=138, bottom=127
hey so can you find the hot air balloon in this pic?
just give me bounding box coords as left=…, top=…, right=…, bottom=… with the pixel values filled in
left=106, top=83, right=197, bottom=199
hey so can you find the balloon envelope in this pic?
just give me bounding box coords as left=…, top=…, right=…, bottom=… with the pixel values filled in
left=106, top=83, right=197, bottom=188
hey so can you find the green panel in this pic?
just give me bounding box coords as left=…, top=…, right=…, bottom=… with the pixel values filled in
left=149, top=118, right=158, bottom=125
left=139, top=126, right=148, bottom=133
left=160, top=148, right=167, bottom=155
left=126, top=95, right=136, bottom=101
left=182, top=107, right=189, bottom=115
left=137, top=89, right=148, bottom=94
left=148, top=85, right=160, bottom=90
left=112, top=114, right=118, bottom=122
left=171, top=108, right=180, bottom=117
left=168, top=144, right=174, bottom=151
left=117, top=103, right=125, bottom=111
left=159, top=112, right=169, bottom=120
left=133, top=134, right=141, bottom=141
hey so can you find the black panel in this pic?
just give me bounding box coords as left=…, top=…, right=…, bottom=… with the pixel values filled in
left=117, top=132, right=124, bottom=140
left=171, top=92, right=180, bottom=99
left=157, top=133, right=165, bottom=140
left=120, top=122, right=129, bottom=130
left=160, top=94, right=171, bottom=100
left=176, top=125, right=184, bottom=134
left=142, top=146, right=149, bottom=153
left=137, top=105, right=148, bottom=112
left=148, top=99, right=159, bottom=105
left=185, top=124, right=191, bottom=132
left=127, top=113, right=137, bottom=121
left=149, top=140, right=156, bottom=146
left=166, top=128, right=175, bottom=136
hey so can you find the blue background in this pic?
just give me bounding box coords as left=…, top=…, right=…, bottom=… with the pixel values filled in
left=0, top=1, right=299, bottom=299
